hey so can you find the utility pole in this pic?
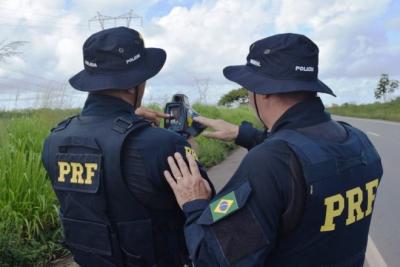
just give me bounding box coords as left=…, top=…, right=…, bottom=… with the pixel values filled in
left=195, top=77, right=210, bottom=104
left=88, top=10, right=143, bottom=30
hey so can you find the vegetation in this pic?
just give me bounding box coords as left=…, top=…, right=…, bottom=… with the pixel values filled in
left=0, top=109, right=78, bottom=266
left=328, top=97, right=400, bottom=122
left=0, top=104, right=260, bottom=266
left=194, top=104, right=260, bottom=167
left=218, top=88, right=249, bottom=106
left=374, top=73, right=399, bottom=102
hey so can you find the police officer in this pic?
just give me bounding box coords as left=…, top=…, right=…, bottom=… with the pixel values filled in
left=41, top=27, right=213, bottom=267
left=164, top=33, right=383, bottom=266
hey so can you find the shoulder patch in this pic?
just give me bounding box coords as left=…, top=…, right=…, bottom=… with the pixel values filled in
left=210, top=191, right=239, bottom=222
left=184, top=146, right=199, bottom=161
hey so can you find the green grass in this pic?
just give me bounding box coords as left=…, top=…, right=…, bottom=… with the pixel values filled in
left=193, top=104, right=261, bottom=167
left=0, top=109, right=78, bottom=266
left=0, top=104, right=260, bottom=266
left=328, top=98, right=400, bottom=122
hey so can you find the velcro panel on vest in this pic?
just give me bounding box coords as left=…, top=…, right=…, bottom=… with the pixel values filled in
left=62, top=217, right=112, bottom=256
left=197, top=182, right=268, bottom=265
left=269, top=129, right=338, bottom=183
left=58, top=135, right=101, bottom=151
left=54, top=153, right=101, bottom=193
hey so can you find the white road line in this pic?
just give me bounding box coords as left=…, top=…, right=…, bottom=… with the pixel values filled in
left=366, top=235, right=388, bottom=267
left=367, top=131, right=380, bottom=137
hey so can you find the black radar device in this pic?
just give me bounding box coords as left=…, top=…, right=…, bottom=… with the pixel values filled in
left=164, top=94, right=206, bottom=138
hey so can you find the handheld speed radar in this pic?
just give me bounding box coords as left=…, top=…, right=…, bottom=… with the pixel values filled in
left=164, top=94, right=206, bottom=138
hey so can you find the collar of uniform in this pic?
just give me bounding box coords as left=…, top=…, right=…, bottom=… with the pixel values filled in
left=270, top=97, right=331, bottom=133
left=81, top=94, right=135, bottom=116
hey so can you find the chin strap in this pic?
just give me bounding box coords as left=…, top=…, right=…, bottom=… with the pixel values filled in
left=254, top=93, right=267, bottom=130
left=133, top=86, right=139, bottom=110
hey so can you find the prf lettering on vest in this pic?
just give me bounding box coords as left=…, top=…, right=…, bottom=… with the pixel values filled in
left=320, top=178, right=379, bottom=232
left=57, top=161, right=98, bottom=185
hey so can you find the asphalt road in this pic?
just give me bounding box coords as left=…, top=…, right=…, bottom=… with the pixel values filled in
left=333, top=115, right=400, bottom=267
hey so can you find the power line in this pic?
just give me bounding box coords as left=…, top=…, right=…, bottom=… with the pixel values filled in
left=2, top=69, right=67, bottom=85
left=0, top=7, right=76, bottom=21
left=0, top=17, right=87, bottom=29
left=0, top=21, right=88, bottom=31
left=0, top=94, right=80, bottom=102
left=0, top=8, right=88, bottom=30
left=0, top=14, right=86, bottom=27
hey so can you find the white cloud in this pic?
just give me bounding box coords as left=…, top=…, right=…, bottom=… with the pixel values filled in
left=144, top=0, right=278, bottom=102
left=0, top=0, right=398, bottom=108
left=275, top=0, right=396, bottom=79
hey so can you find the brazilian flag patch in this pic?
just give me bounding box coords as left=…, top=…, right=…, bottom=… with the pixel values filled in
left=210, top=191, right=239, bottom=222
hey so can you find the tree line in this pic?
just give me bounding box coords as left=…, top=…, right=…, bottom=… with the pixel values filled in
left=219, top=74, right=399, bottom=106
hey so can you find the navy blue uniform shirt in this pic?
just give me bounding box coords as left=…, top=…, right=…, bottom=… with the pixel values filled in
left=182, top=97, right=345, bottom=266
left=81, top=94, right=211, bottom=210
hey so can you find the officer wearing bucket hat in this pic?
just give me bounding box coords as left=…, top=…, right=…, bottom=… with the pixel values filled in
left=163, top=33, right=383, bottom=266
left=42, top=27, right=213, bottom=267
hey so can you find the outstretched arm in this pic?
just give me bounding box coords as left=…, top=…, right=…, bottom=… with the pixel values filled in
left=193, top=116, right=267, bottom=150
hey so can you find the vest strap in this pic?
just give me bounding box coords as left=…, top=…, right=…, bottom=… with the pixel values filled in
left=112, top=116, right=150, bottom=134
left=269, top=129, right=332, bottom=164
left=268, top=129, right=338, bottom=183
left=51, top=115, right=77, bottom=132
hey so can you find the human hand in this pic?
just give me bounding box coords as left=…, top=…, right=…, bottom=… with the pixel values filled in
left=193, top=116, right=239, bottom=141
left=164, top=152, right=212, bottom=209
left=135, top=106, right=170, bottom=126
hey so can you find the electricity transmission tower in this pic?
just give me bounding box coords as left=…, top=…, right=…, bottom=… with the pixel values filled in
left=195, top=78, right=210, bottom=104
left=88, top=10, right=143, bottom=30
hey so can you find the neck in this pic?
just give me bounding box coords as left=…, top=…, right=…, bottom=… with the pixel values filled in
left=265, top=105, right=292, bottom=129
left=92, top=90, right=137, bottom=107
left=262, top=95, right=311, bottom=129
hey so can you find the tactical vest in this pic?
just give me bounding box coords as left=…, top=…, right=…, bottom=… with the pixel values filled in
left=42, top=114, right=189, bottom=267
left=265, top=122, right=383, bottom=267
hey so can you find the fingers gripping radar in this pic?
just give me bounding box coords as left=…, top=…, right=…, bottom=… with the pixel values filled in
left=164, top=94, right=206, bottom=138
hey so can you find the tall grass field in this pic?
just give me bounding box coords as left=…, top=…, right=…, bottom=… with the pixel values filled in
left=328, top=97, right=400, bottom=122
left=0, top=104, right=260, bottom=266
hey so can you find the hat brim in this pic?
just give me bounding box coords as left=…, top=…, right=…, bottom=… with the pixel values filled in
left=69, top=48, right=166, bottom=92
left=223, top=65, right=336, bottom=97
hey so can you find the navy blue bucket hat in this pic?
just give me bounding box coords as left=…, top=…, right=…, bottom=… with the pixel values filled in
left=223, top=33, right=335, bottom=96
left=69, top=27, right=166, bottom=92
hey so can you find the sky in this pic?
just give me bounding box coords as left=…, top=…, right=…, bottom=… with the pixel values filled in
left=0, top=0, right=399, bottom=109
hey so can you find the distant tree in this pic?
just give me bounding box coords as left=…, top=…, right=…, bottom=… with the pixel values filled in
left=218, top=88, right=248, bottom=106
left=0, top=41, right=28, bottom=62
left=374, top=73, right=399, bottom=102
